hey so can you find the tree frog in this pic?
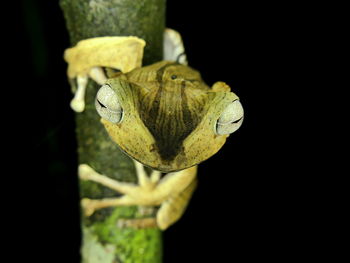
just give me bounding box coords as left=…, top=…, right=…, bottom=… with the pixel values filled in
left=64, top=29, right=244, bottom=230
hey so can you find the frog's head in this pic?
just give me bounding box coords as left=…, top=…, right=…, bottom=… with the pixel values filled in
left=95, top=62, right=243, bottom=172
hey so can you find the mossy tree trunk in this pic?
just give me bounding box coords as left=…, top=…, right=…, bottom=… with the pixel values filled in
left=60, top=1, right=165, bottom=262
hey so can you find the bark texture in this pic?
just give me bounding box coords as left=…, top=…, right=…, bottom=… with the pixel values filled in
left=60, top=1, right=165, bottom=262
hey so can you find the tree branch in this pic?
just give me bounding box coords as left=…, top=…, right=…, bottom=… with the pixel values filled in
left=60, top=0, right=165, bottom=262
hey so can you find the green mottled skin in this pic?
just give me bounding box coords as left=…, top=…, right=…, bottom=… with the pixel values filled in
left=60, top=0, right=165, bottom=262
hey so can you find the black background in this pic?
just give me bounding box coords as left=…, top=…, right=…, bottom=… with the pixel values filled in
left=3, top=0, right=335, bottom=262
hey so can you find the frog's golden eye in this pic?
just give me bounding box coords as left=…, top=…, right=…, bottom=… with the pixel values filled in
left=95, top=84, right=123, bottom=123
left=215, top=100, right=244, bottom=135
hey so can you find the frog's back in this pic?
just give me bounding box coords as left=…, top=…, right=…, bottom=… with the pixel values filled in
left=125, top=61, right=212, bottom=162
left=126, top=61, right=206, bottom=87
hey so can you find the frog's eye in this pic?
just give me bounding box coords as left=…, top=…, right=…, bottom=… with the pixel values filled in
left=95, top=84, right=123, bottom=123
left=215, top=100, right=244, bottom=135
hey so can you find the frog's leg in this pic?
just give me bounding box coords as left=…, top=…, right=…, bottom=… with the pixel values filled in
left=118, top=165, right=197, bottom=230
left=164, top=28, right=188, bottom=65
left=156, top=173, right=197, bottom=230
left=79, top=162, right=197, bottom=230
left=117, top=178, right=197, bottom=230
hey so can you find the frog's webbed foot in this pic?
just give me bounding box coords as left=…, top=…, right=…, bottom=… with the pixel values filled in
left=79, top=162, right=197, bottom=230
left=64, top=36, right=145, bottom=112
left=70, top=67, right=107, bottom=112
left=164, top=28, right=188, bottom=65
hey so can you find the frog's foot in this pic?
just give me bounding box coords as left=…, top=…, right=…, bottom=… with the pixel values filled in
left=156, top=176, right=197, bottom=230
left=79, top=162, right=197, bottom=230
left=115, top=176, right=197, bottom=230
left=164, top=28, right=188, bottom=65
left=69, top=67, right=107, bottom=112
left=64, top=36, right=145, bottom=112
left=79, top=162, right=162, bottom=217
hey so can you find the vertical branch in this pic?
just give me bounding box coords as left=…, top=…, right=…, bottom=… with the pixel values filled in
left=60, top=0, right=165, bottom=262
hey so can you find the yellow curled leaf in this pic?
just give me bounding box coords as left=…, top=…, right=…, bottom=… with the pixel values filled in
left=64, top=36, right=146, bottom=78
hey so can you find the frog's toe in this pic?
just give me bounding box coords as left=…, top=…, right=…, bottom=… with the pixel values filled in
left=70, top=75, right=88, bottom=112
left=89, top=66, right=107, bottom=85
left=164, top=28, right=188, bottom=65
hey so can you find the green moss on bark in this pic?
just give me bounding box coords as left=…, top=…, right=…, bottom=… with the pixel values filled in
left=60, top=0, right=165, bottom=262
left=82, top=207, right=162, bottom=263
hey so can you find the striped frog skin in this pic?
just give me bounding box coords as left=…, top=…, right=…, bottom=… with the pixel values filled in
left=96, top=61, right=243, bottom=172
left=67, top=33, right=244, bottom=229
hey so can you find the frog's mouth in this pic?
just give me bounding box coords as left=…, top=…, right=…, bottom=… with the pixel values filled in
left=131, top=155, right=193, bottom=173
left=150, top=162, right=195, bottom=173
left=118, top=143, right=194, bottom=173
